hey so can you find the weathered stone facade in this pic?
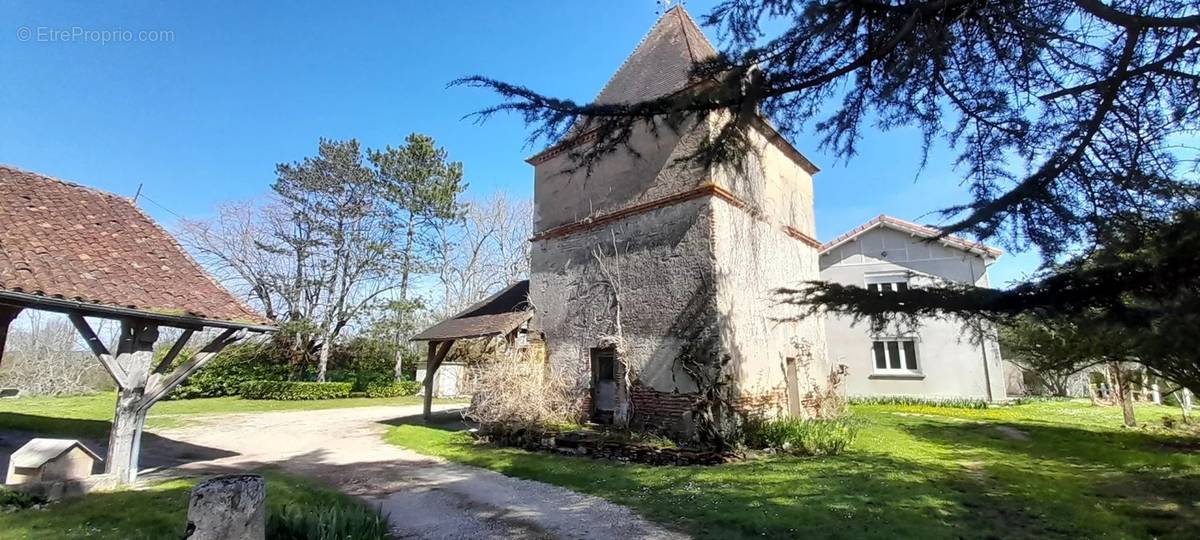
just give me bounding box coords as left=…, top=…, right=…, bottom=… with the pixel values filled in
left=528, top=7, right=829, bottom=439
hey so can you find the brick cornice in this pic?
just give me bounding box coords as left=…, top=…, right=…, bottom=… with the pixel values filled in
left=530, top=183, right=821, bottom=249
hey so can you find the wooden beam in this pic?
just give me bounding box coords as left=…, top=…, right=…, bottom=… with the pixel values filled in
left=0, top=305, right=22, bottom=368
left=151, top=329, right=195, bottom=375
left=69, top=313, right=128, bottom=388
left=422, top=340, right=454, bottom=421
left=142, top=329, right=242, bottom=409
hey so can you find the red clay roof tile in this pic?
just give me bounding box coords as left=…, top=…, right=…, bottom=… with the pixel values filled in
left=0, top=164, right=271, bottom=326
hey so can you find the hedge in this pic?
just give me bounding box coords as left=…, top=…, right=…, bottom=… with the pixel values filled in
left=847, top=395, right=991, bottom=409
left=362, top=380, right=421, bottom=398
left=239, top=381, right=353, bottom=401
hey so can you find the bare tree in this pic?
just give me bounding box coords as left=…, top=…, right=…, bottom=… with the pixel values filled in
left=177, top=200, right=295, bottom=321
left=433, top=192, right=532, bottom=316
left=0, top=311, right=109, bottom=395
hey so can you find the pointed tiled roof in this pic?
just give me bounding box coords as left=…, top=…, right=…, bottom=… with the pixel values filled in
left=820, top=215, right=1003, bottom=259
left=0, top=165, right=273, bottom=328
left=592, top=5, right=718, bottom=105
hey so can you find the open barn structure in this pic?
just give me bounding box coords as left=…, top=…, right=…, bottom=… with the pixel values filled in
left=410, top=280, right=533, bottom=420
left=0, top=165, right=273, bottom=484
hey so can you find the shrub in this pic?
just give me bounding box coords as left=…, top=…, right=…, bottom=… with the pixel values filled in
left=1008, top=395, right=1075, bottom=405
left=0, top=487, right=45, bottom=510
left=238, top=381, right=352, bottom=400
left=328, top=369, right=395, bottom=392
left=362, top=380, right=420, bottom=398
left=848, top=395, right=992, bottom=409
left=745, top=416, right=860, bottom=456
left=267, top=504, right=392, bottom=540
left=466, top=348, right=580, bottom=430
left=170, top=342, right=291, bottom=400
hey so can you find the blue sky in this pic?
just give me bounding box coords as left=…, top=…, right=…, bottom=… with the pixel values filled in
left=1, top=0, right=1040, bottom=286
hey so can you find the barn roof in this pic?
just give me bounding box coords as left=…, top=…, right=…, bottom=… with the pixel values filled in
left=411, top=280, right=532, bottom=342
left=820, top=214, right=1003, bottom=260
left=10, top=438, right=101, bottom=468
left=0, top=165, right=273, bottom=330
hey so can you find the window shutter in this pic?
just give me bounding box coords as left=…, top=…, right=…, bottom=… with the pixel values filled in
left=896, top=282, right=909, bottom=292
left=867, top=283, right=879, bottom=293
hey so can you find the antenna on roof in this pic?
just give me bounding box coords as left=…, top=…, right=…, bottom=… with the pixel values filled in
left=656, top=0, right=675, bottom=14
left=132, top=183, right=143, bottom=204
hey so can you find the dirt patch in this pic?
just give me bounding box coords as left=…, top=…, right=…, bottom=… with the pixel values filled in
left=146, top=404, right=687, bottom=540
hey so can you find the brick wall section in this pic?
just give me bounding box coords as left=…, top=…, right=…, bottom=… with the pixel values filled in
left=734, top=387, right=787, bottom=418
left=630, top=385, right=698, bottom=432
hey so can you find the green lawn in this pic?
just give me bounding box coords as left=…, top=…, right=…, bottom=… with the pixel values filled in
left=0, top=469, right=370, bottom=540
left=385, top=401, right=1200, bottom=539
left=0, top=393, right=461, bottom=439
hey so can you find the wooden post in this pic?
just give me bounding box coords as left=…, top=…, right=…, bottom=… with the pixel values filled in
left=422, top=340, right=453, bottom=421
left=69, top=314, right=245, bottom=485
left=107, top=319, right=159, bottom=484
left=0, top=305, right=22, bottom=367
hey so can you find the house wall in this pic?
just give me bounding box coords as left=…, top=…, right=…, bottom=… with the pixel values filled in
left=820, top=226, right=1006, bottom=400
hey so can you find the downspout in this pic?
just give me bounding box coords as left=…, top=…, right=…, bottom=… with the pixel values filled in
left=970, top=256, right=995, bottom=401
left=979, top=339, right=994, bottom=402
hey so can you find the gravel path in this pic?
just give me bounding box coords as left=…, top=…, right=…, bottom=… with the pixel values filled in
left=148, top=405, right=686, bottom=540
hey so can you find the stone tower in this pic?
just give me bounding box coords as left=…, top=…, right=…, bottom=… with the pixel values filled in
left=528, top=6, right=827, bottom=436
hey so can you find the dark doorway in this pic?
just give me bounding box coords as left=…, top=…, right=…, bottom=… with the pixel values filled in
left=590, top=347, right=617, bottom=424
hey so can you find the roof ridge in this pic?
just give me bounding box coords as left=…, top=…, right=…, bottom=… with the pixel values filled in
left=588, top=10, right=675, bottom=104
left=820, top=213, right=1002, bottom=258
left=673, top=4, right=717, bottom=62
left=0, top=163, right=131, bottom=203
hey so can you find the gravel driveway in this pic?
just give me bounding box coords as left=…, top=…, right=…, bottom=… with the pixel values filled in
left=147, top=405, right=686, bottom=540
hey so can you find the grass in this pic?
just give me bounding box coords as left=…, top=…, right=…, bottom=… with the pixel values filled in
left=0, top=392, right=463, bottom=439
left=385, top=401, right=1200, bottom=539
left=0, top=469, right=374, bottom=540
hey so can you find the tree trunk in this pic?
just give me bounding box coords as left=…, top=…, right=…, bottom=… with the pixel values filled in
left=395, top=213, right=416, bottom=381
left=316, top=335, right=332, bottom=383
left=1110, top=363, right=1136, bottom=427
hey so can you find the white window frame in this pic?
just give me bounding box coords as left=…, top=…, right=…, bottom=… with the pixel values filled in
left=870, top=337, right=922, bottom=375
left=864, top=272, right=910, bottom=293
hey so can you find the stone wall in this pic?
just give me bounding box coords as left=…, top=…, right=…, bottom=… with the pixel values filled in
left=530, top=197, right=719, bottom=399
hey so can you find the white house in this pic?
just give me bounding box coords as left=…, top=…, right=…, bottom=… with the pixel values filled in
left=820, top=215, right=1008, bottom=400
